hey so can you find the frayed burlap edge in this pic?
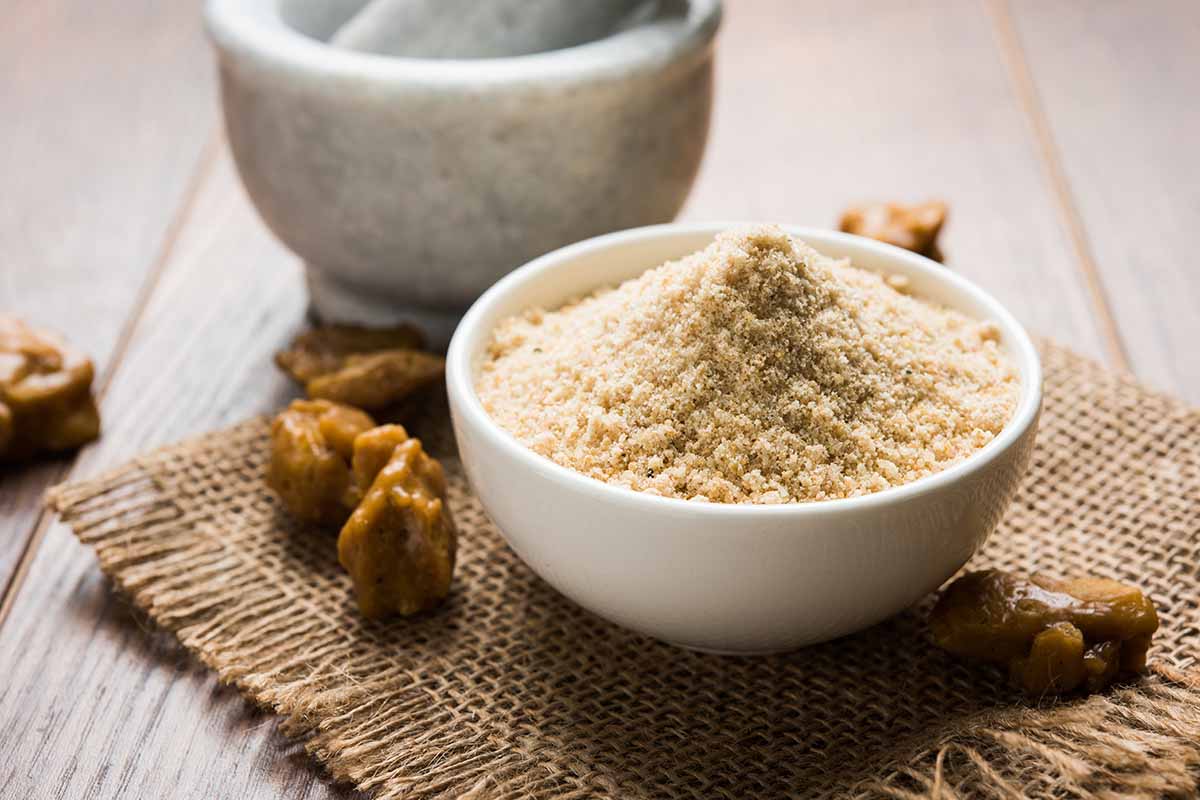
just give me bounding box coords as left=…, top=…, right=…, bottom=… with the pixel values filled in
left=46, top=340, right=1200, bottom=800
left=46, top=451, right=1200, bottom=800
left=856, top=670, right=1200, bottom=799
left=45, top=430, right=615, bottom=800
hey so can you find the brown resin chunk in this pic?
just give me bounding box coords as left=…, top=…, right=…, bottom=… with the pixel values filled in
left=839, top=200, right=948, bottom=261
left=338, top=425, right=457, bottom=618
left=930, top=570, right=1159, bottom=696
left=307, top=349, right=445, bottom=411
left=275, top=324, right=425, bottom=383
left=0, top=315, right=101, bottom=462
left=1011, top=622, right=1086, bottom=695
left=267, top=399, right=376, bottom=526
left=0, top=402, right=12, bottom=453
left=274, top=324, right=443, bottom=411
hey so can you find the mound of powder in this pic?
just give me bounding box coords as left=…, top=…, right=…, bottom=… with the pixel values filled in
left=476, top=226, right=1020, bottom=504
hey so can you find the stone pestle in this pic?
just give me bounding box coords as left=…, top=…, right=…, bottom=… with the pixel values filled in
left=330, top=0, right=660, bottom=59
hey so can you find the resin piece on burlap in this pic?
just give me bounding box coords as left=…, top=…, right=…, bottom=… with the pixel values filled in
left=48, top=342, right=1200, bottom=799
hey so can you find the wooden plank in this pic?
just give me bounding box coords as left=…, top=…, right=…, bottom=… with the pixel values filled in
left=0, top=0, right=216, bottom=591
left=1006, top=0, right=1200, bottom=401
left=0, top=154, right=359, bottom=799
left=682, top=0, right=1109, bottom=360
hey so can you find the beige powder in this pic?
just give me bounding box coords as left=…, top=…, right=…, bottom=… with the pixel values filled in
left=476, top=226, right=1020, bottom=504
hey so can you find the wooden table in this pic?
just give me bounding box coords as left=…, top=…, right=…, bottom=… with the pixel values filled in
left=2, top=1, right=1197, bottom=796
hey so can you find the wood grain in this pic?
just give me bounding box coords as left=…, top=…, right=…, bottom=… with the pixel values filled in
left=0, top=155, right=359, bottom=799
left=6, top=0, right=1198, bottom=797
left=682, top=0, right=1109, bottom=361
left=0, top=0, right=216, bottom=592
left=1007, top=0, right=1200, bottom=400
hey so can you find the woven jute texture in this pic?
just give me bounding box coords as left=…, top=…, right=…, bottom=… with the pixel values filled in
left=49, top=342, right=1200, bottom=799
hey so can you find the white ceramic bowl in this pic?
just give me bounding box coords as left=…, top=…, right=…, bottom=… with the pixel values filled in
left=446, top=224, right=1042, bottom=653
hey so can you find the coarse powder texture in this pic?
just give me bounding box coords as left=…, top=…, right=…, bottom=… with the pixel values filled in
left=476, top=226, right=1020, bottom=504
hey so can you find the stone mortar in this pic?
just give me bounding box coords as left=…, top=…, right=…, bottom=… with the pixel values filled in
left=205, top=0, right=721, bottom=341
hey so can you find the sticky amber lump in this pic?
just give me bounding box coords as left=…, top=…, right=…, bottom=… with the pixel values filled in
left=275, top=324, right=425, bottom=383
left=839, top=200, right=948, bottom=261
left=306, top=350, right=445, bottom=411
left=930, top=570, right=1159, bottom=696
left=338, top=425, right=457, bottom=618
left=0, top=315, right=100, bottom=462
left=274, top=324, right=443, bottom=412
left=267, top=399, right=376, bottom=526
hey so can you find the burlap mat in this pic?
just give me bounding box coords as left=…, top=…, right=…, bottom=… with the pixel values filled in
left=48, top=342, right=1200, bottom=799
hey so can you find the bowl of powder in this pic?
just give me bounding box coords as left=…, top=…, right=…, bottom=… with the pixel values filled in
left=447, top=224, right=1041, bottom=653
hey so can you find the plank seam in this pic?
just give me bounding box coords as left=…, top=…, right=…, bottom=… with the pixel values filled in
left=985, top=0, right=1132, bottom=371
left=0, top=131, right=223, bottom=632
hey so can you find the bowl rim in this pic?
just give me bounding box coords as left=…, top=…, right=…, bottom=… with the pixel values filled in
left=446, top=222, right=1043, bottom=518
left=205, top=0, right=722, bottom=88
